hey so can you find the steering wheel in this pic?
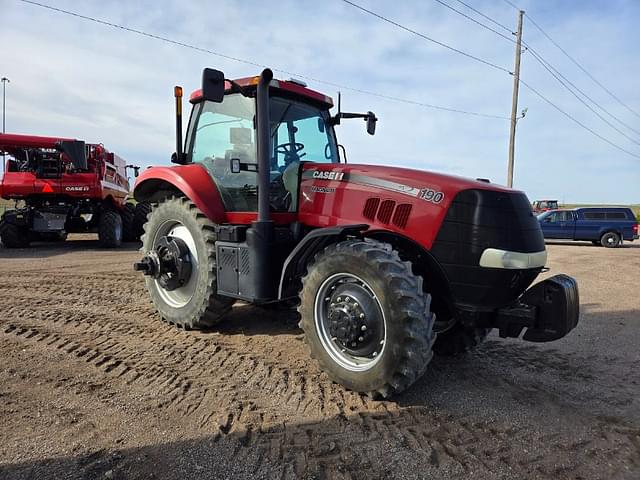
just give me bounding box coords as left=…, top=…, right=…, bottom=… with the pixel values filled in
left=276, top=142, right=305, bottom=156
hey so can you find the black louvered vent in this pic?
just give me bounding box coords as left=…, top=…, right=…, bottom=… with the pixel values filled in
left=392, top=203, right=412, bottom=229
left=363, top=197, right=380, bottom=221
left=377, top=200, right=396, bottom=224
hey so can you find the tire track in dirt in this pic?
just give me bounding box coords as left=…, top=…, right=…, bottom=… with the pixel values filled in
left=2, top=246, right=640, bottom=478
left=3, top=310, right=639, bottom=478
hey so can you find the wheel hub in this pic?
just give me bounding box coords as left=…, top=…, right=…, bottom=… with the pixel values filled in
left=134, top=235, right=192, bottom=291
left=323, top=282, right=383, bottom=357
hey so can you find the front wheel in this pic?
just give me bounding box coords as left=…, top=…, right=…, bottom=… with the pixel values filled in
left=299, top=239, right=435, bottom=398
left=98, top=211, right=123, bottom=248
left=140, top=196, right=234, bottom=329
left=0, top=221, right=30, bottom=248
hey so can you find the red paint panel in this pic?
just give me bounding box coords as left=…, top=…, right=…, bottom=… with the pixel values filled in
left=135, top=164, right=227, bottom=223
left=298, top=163, right=515, bottom=249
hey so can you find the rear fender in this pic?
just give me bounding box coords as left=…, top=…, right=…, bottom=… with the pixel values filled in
left=133, top=164, right=226, bottom=223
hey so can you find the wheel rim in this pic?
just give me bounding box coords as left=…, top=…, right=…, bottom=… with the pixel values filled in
left=606, top=234, right=617, bottom=246
left=314, top=273, right=386, bottom=372
left=151, top=219, right=198, bottom=308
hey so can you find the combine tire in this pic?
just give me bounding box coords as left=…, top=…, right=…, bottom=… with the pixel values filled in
left=600, top=231, right=621, bottom=248
left=299, top=239, right=435, bottom=398
left=141, top=196, right=234, bottom=329
left=121, top=203, right=137, bottom=241
left=133, top=202, right=152, bottom=240
left=433, top=322, right=491, bottom=356
left=98, top=211, right=123, bottom=248
left=0, top=222, right=30, bottom=248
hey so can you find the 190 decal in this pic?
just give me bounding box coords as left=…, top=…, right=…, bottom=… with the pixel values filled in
left=419, top=188, right=444, bottom=204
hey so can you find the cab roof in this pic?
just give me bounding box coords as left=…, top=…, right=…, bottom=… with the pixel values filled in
left=189, top=76, right=333, bottom=108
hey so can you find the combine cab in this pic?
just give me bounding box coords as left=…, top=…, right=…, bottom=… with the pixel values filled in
left=133, top=68, right=580, bottom=397
left=0, top=133, right=149, bottom=247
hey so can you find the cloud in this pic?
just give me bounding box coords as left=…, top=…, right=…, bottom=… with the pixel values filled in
left=1, top=0, right=638, bottom=203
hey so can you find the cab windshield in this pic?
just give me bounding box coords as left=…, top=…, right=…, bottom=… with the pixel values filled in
left=186, top=93, right=337, bottom=212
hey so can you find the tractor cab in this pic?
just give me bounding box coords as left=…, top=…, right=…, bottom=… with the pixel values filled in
left=183, top=77, right=340, bottom=213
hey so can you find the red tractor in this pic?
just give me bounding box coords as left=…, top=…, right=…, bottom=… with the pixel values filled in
left=133, top=68, right=579, bottom=397
left=0, top=133, right=149, bottom=247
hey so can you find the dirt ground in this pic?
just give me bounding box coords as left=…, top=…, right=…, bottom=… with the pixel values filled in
left=0, top=236, right=638, bottom=480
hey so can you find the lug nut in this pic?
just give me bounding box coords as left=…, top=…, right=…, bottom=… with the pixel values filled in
left=373, top=352, right=377, bottom=357
left=359, top=313, right=365, bottom=319
left=353, top=302, right=359, bottom=308
left=361, top=325, right=367, bottom=331
left=337, top=297, right=342, bottom=302
left=358, top=336, right=364, bottom=342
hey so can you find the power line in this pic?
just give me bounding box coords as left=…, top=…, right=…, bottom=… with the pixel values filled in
left=502, top=0, right=640, bottom=119
left=519, top=79, right=640, bottom=159
left=17, top=0, right=509, bottom=120
left=525, top=44, right=640, bottom=141
left=452, top=0, right=513, bottom=33
left=430, top=0, right=640, bottom=145
left=431, top=0, right=515, bottom=44
left=340, top=0, right=512, bottom=74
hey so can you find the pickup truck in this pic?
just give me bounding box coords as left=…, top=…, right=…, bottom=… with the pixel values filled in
left=538, top=207, right=639, bottom=247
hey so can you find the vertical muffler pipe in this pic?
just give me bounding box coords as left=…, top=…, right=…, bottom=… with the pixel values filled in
left=247, top=68, right=275, bottom=301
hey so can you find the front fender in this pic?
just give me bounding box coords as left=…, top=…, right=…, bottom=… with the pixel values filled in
left=133, top=164, right=226, bottom=224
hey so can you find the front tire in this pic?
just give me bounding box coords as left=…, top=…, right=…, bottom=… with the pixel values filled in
left=0, top=222, right=30, bottom=248
left=299, top=239, right=435, bottom=398
left=141, top=196, right=234, bottom=329
left=98, top=211, right=123, bottom=248
left=433, top=322, right=491, bottom=356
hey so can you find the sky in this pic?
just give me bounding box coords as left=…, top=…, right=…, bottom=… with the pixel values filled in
left=1, top=0, right=639, bottom=204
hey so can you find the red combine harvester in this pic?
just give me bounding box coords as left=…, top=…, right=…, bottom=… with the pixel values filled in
left=0, top=133, right=149, bottom=247
left=133, top=68, right=580, bottom=397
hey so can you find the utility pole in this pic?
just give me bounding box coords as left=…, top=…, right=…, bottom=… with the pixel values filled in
left=507, top=10, right=524, bottom=188
left=1, top=77, right=8, bottom=177
left=1, top=77, right=9, bottom=133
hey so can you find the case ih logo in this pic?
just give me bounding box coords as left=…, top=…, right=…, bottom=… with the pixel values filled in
left=312, top=170, right=345, bottom=181
left=65, top=186, right=90, bottom=192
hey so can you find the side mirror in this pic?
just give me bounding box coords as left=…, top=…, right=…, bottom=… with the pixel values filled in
left=366, top=112, right=377, bottom=135
left=230, top=158, right=241, bottom=174
left=202, top=68, right=225, bottom=103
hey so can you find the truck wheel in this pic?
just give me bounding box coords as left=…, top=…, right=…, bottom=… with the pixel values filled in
left=0, top=222, right=30, bottom=248
left=98, top=211, right=123, bottom=248
left=299, top=239, right=435, bottom=398
left=600, top=231, right=620, bottom=248
left=133, top=202, right=152, bottom=240
left=121, top=203, right=137, bottom=241
left=141, top=196, right=234, bottom=329
left=433, top=322, right=491, bottom=356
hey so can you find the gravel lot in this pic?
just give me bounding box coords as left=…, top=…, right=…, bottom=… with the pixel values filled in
left=0, top=236, right=638, bottom=479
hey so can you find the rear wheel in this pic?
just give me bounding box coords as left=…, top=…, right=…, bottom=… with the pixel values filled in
left=299, top=239, right=435, bottom=398
left=141, top=196, right=234, bottom=329
left=0, top=222, right=30, bottom=248
left=433, top=322, right=491, bottom=356
left=600, top=231, right=621, bottom=248
left=98, top=211, right=123, bottom=248
left=121, top=203, right=137, bottom=241
left=133, top=202, right=152, bottom=240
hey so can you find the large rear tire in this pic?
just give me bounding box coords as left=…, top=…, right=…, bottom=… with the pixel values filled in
left=98, top=211, right=123, bottom=248
left=133, top=202, right=152, bottom=240
left=0, top=221, right=30, bottom=248
left=600, top=231, right=621, bottom=248
left=299, top=239, right=435, bottom=398
left=121, top=203, right=137, bottom=241
left=433, top=322, right=491, bottom=356
left=141, top=196, right=234, bottom=329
